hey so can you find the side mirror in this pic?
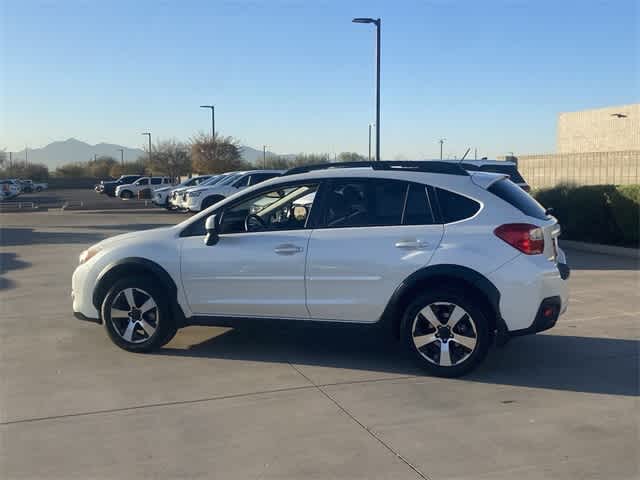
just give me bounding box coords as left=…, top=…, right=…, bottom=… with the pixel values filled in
left=204, top=214, right=220, bottom=246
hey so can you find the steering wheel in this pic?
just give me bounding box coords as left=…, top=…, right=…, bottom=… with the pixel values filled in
left=245, top=213, right=267, bottom=232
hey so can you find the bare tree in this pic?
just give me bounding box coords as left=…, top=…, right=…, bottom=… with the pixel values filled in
left=147, top=139, right=191, bottom=180
left=190, top=132, right=248, bottom=174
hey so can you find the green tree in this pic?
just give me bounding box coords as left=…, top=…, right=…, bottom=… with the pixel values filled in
left=1, top=162, right=49, bottom=181
left=87, top=156, right=118, bottom=178
left=337, top=152, right=366, bottom=162
left=55, top=163, right=89, bottom=178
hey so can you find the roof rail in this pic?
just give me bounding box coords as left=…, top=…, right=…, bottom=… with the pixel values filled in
left=283, top=160, right=469, bottom=176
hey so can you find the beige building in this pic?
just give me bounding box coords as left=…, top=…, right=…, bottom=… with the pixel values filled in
left=557, top=103, right=640, bottom=154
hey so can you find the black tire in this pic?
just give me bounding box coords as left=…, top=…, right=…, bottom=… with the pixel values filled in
left=120, top=190, right=133, bottom=199
left=101, top=276, right=177, bottom=353
left=201, top=195, right=225, bottom=210
left=401, top=288, right=490, bottom=377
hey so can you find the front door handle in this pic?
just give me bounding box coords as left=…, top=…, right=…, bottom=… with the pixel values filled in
left=274, top=244, right=304, bottom=255
left=395, top=239, right=428, bottom=250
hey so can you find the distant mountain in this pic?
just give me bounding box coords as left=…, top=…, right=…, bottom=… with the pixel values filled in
left=12, top=138, right=145, bottom=169
left=240, top=145, right=295, bottom=165
left=11, top=138, right=293, bottom=169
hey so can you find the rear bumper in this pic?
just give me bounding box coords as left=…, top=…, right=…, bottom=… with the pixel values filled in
left=508, top=296, right=561, bottom=336
left=488, top=252, right=569, bottom=333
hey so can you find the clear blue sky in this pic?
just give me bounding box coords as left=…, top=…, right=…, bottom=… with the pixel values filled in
left=2, top=0, right=637, bottom=159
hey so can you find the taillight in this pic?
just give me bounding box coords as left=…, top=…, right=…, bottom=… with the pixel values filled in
left=494, top=223, right=544, bottom=255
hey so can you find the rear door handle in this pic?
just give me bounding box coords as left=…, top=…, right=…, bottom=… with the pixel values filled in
left=395, top=240, right=428, bottom=250
left=274, top=244, right=304, bottom=255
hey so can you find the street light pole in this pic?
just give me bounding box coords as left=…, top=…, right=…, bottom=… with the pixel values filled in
left=200, top=105, right=215, bottom=139
left=263, top=145, right=267, bottom=168
left=353, top=17, right=381, bottom=161
left=368, top=123, right=374, bottom=161
left=142, top=132, right=152, bottom=167
left=117, top=148, right=124, bottom=167
left=439, top=138, right=445, bottom=161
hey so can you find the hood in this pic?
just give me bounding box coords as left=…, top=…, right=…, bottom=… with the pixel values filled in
left=154, top=186, right=173, bottom=193
left=186, top=184, right=219, bottom=194
left=92, top=226, right=175, bottom=251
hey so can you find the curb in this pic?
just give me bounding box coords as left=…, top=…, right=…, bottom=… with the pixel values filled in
left=560, top=240, right=640, bottom=259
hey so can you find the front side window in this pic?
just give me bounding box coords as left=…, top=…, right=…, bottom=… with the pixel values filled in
left=220, top=184, right=318, bottom=234
left=136, top=178, right=149, bottom=186
left=233, top=175, right=250, bottom=188
left=249, top=172, right=280, bottom=186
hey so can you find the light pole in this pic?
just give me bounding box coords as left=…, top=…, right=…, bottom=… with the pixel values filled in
left=200, top=105, right=215, bottom=139
left=368, top=123, right=375, bottom=161
left=94, top=153, right=97, bottom=162
left=439, top=138, right=446, bottom=161
left=142, top=132, right=152, bottom=166
left=117, top=148, right=124, bottom=167
left=353, top=17, right=381, bottom=161
left=263, top=145, right=267, bottom=168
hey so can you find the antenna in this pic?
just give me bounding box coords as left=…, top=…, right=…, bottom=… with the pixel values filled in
left=458, top=148, right=471, bottom=163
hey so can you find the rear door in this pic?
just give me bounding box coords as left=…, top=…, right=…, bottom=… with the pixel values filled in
left=305, top=178, right=444, bottom=322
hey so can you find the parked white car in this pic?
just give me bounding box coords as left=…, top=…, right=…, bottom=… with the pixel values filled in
left=72, top=161, right=570, bottom=377
left=0, top=179, right=22, bottom=200
left=152, top=175, right=214, bottom=209
left=18, top=179, right=48, bottom=193
left=183, top=170, right=283, bottom=212
left=173, top=172, right=238, bottom=210
left=115, top=177, right=173, bottom=199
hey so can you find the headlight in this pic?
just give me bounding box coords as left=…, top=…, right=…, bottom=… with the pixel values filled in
left=188, top=191, right=202, bottom=198
left=79, top=246, right=101, bottom=265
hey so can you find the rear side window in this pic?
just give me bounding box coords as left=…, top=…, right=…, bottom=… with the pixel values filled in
left=488, top=179, right=547, bottom=220
left=403, top=184, right=435, bottom=225
left=436, top=188, right=481, bottom=223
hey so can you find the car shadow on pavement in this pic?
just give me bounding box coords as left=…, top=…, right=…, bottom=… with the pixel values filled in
left=158, top=324, right=638, bottom=396
left=0, top=252, right=31, bottom=291
left=565, top=249, right=639, bottom=271
left=0, top=227, right=107, bottom=247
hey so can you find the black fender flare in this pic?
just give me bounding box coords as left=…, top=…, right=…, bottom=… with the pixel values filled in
left=381, top=264, right=504, bottom=335
left=92, top=257, right=181, bottom=317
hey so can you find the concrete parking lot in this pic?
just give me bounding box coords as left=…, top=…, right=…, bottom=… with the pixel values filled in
left=1, top=205, right=638, bottom=479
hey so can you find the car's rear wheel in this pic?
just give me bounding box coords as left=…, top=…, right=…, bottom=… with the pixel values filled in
left=120, top=190, right=133, bottom=199
left=102, top=276, right=177, bottom=352
left=401, top=289, right=490, bottom=377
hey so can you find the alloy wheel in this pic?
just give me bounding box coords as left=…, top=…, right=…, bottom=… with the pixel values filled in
left=108, top=287, right=159, bottom=344
left=411, top=302, right=478, bottom=367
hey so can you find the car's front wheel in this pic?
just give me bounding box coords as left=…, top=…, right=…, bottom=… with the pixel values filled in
left=120, top=190, right=133, bottom=199
left=401, top=288, right=490, bottom=377
left=101, top=276, right=177, bottom=352
left=201, top=195, right=225, bottom=211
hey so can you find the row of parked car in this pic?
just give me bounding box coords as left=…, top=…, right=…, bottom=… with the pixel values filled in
left=95, top=170, right=284, bottom=212
left=94, top=160, right=530, bottom=214
left=0, top=178, right=49, bottom=201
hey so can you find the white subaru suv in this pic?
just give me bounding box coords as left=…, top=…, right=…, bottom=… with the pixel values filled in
left=183, top=170, right=283, bottom=212
left=72, top=161, right=569, bottom=377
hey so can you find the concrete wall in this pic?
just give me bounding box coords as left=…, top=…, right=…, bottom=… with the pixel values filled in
left=557, top=104, right=640, bottom=154
left=517, top=151, right=640, bottom=189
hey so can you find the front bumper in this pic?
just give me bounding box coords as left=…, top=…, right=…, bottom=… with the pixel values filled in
left=72, top=262, right=100, bottom=321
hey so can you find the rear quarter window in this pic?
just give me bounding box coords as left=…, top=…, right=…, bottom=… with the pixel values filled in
left=435, top=188, right=481, bottom=223
left=488, top=179, right=547, bottom=220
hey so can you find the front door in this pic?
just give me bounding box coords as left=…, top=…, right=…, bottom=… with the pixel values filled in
left=180, top=182, right=320, bottom=318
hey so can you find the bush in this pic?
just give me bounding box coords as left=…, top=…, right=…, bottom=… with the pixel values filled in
left=534, top=184, right=639, bottom=247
